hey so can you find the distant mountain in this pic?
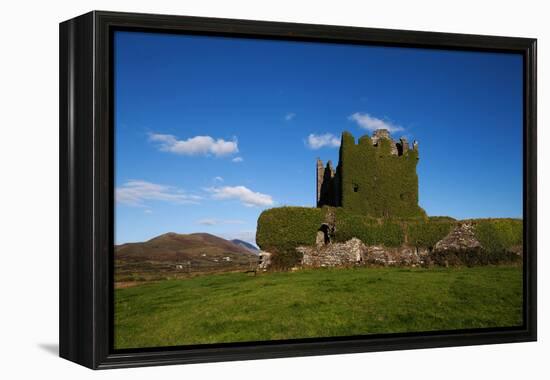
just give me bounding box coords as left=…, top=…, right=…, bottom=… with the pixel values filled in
left=231, top=239, right=260, bottom=254
left=116, top=232, right=257, bottom=265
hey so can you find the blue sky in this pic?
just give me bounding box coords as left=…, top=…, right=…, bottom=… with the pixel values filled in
left=114, top=31, right=523, bottom=245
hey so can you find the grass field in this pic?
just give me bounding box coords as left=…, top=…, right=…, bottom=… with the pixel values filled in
left=114, top=265, right=523, bottom=349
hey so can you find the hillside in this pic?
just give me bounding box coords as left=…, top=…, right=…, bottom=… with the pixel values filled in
left=230, top=239, right=259, bottom=254
left=116, top=232, right=254, bottom=260
left=115, top=233, right=258, bottom=282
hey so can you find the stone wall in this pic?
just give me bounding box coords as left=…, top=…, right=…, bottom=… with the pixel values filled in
left=298, top=238, right=365, bottom=267
left=294, top=223, right=521, bottom=269
left=364, top=245, right=430, bottom=266
left=297, top=239, right=430, bottom=268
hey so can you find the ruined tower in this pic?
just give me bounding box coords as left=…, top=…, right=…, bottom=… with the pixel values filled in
left=316, top=129, right=425, bottom=218
left=316, top=158, right=340, bottom=208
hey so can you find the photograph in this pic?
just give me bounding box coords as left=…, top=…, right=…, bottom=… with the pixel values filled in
left=113, top=29, right=525, bottom=350
left=1, top=0, right=546, bottom=377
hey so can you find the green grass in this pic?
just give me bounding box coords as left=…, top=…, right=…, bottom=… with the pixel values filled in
left=114, top=265, right=523, bottom=349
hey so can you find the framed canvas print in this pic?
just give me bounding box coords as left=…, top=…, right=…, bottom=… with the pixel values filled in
left=59, top=11, right=537, bottom=369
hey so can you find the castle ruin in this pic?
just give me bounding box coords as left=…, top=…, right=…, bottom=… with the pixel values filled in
left=316, top=129, right=425, bottom=218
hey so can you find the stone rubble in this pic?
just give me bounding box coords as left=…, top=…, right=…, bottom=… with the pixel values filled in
left=292, top=222, right=519, bottom=269
left=298, top=238, right=365, bottom=267
left=433, top=223, right=481, bottom=253
left=364, top=245, right=430, bottom=267
left=297, top=238, right=431, bottom=268
left=280, top=223, right=523, bottom=268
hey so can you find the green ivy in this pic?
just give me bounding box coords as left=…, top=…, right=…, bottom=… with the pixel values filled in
left=256, top=205, right=523, bottom=267
left=472, top=219, right=523, bottom=254
left=406, top=219, right=455, bottom=248
left=339, top=131, right=427, bottom=218
left=428, top=216, right=457, bottom=222
left=333, top=208, right=404, bottom=246
left=256, top=207, right=326, bottom=268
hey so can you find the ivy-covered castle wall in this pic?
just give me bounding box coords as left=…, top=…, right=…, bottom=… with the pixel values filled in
left=316, top=129, right=426, bottom=218
left=257, top=129, right=522, bottom=269
left=256, top=206, right=523, bottom=269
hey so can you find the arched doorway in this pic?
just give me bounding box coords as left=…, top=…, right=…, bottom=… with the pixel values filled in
left=316, top=223, right=331, bottom=246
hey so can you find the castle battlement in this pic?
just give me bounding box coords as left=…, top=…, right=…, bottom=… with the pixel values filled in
left=316, top=129, right=425, bottom=218
left=343, top=129, right=418, bottom=156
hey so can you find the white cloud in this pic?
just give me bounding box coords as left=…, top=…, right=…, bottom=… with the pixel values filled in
left=285, top=112, right=296, bottom=121
left=149, top=133, right=238, bottom=157
left=348, top=112, right=404, bottom=132
left=214, top=176, right=224, bottom=182
left=232, top=156, right=244, bottom=163
left=306, top=133, right=341, bottom=149
left=196, top=218, right=245, bottom=226
left=116, top=180, right=201, bottom=207
left=206, top=186, right=274, bottom=207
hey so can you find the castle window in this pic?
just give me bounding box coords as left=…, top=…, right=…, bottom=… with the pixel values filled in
left=396, top=142, right=403, bottom=156
left=353, top=183, right=359, bottom=192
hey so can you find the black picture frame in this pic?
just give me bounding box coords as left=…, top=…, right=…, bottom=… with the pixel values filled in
left=59, top=10, right=537, bottom=369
